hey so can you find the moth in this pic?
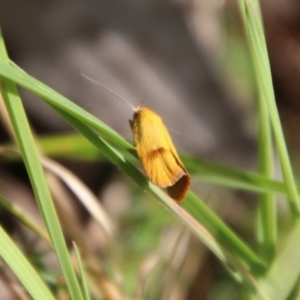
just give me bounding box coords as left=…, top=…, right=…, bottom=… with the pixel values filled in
left=81, top=74, right=190, bottom=201
left=130, top=107, right=190, bottom=202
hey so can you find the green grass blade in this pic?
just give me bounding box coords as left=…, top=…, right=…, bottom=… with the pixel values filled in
left=0, top=59, right=292, bottom=205
left=0, top=61, right=132, bottom=152
left=182, top=192, right=264, bottom=273
left=257, top=98, right=276, bottom=260
left=0, top=192, right=50, bottom=244
left=53, top=106, right=264, bottom=274
left=35, top=133, right=100, bottom=160
left=253, top=220, right=300, bottom=299
left=0, top=41, right=264, bottom=273
left=185, top=157, right=288, bottom=195
left=241, top=0, right=277, bottom=260
left=73, top=243, right=91, bottom=300
left=0, top=30, right=83, bottom=300
left=0, top=226, right=55, bottom=300
left=1, top=82, right=83, bottom=300
left=4, top=133, right=294, bottom=197
left=24, top=133, right=298, bottom=197
left=240, top=0, right=300, bottom=215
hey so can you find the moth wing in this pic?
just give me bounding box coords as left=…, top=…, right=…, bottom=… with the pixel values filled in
left=132, top=107, right=191, bottom=201
left=135, top=115, right=185, bottom=187
left=164, top=135, right=191, bottom=201
left=167, top=173, right=191, bottom=201
left=140, top=147, right=186, bottom=187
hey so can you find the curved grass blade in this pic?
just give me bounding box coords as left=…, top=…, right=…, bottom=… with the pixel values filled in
left=53, top=106, right=264, bottom=275
left=251, top=220, right=300, bottom=300
left=0, top=226, right=55, bottom=300
left=73, top=243, right=91, bottom=300
left=0, top=191, right=50, bottom=244
left=0, top=53, right=264, bottom=273
left=3, top=132, right=294, bottom=198
left=240, top=0, right=300, bottom=215
left=0, top=61, right=132, bottom=152
left=0, top=30, right=83, bottom=300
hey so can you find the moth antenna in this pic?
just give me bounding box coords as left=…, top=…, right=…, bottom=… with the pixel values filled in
left=81, top=73, right=137, bottom=112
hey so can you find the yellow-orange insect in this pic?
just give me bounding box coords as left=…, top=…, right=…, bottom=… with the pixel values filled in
left=131, top=107, right=190, bottom=202
left=80, top=74, right=190, bottom=201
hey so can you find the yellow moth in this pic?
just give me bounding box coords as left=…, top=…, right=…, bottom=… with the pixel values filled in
left=81, top=74, right=190, bottom=201
left=130, top=107, right=191, bottom=202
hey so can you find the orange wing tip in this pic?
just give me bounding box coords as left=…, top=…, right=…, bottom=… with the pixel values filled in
left=167, top=173, right=191, bottom=202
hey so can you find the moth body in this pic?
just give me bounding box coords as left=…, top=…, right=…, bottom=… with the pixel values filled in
left=131, top=107, right=190, bottom=201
